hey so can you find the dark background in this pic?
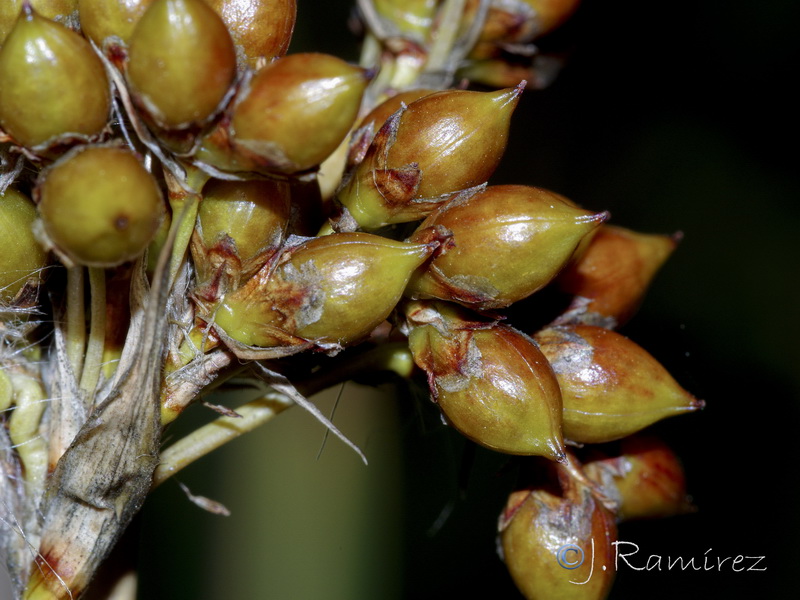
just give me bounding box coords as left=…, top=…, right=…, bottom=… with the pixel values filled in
left=137, top=1, right=800, bottom=598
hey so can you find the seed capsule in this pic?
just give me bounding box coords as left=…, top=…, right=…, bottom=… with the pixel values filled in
left=204, top=0, right=296, bottom=68
left=534, top=324, right=703, bottom=443
left=0, top=4, right=110, bottom=150
left=78, top=0, right=155, bottom=46
left=499, top=476, right=616, bottom=600
left=0, top=188, right=48, bottom=304
left=227, top=53, right=369, bottom=174
left=192, top=178, right=290, bottom=289
left=406, top=185, right=607, bottom=310
left=36, top=145, right=165, bottom=267
left=348, top=88, right=435, bottom=167
left=336, top=87, right=521, bottom=229
left=373, top=0, right=437, bottom=39
left=557, top=225, right=680, bottom=326
left=127, top=0, right=236, bottom=129
left=0, top=0, right=78, bottom=44
left=406, top=300, right=564, bottom=459
left=213, top=232, right=434, bottom=348
left=582, top=435, right=694, bottom=522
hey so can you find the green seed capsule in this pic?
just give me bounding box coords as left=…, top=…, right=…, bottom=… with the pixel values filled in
left=192, top=178, right=291, bottom=287
left=203, top=0, right=296, bottom=68
left=228, top=53, right=369, bottom=174
left=406, top=300, right=564, bottom=459
left=36, top=145, right=165, bottom=267
left=499, top=471, right=616, bottom=600
left=534, top=324, right=703, bottom=444
left=0, top=188, right=48, bottom=304
left=337, top=88, right=521, bottom=230
left=214, top=232, right=434, bottom=347
left=0, top=4, right=109, bottom=149
left=127, top=0, right=236, bottom=129
left=79, top=0, right=155, bottom=46
left=0, top=0, right=77, bottom=44
left=373, top=0, right=437, bottom=39
left=406, top=185, right=607, bottom=310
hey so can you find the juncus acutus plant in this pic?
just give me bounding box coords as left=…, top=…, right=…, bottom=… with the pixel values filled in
left=0, top=1, right=702, bottom=598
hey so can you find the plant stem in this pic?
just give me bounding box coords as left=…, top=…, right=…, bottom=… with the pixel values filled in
left=65, top=265, right=85, bottom=382
left=79, top=267, right=106, bottom=402
left=153, top=343, right=414, bottom=486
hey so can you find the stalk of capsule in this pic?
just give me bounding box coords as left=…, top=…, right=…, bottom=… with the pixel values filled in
left=534, top=324, right=703, bottom=443
left=406, top=185, right=607, bottom=310
left=405, top=300, right=565, bottom=459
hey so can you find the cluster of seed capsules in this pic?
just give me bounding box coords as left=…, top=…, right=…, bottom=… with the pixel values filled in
left=0, top=1, right=703, bottom=599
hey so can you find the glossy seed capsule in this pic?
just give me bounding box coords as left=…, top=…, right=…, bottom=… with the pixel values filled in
left=406, top=185, right=607, bottom=310
left=557, top=224, right=680, bottom=326
left=192, top=178, right=291, bottom=287
left=127, top=0, right=236, bottom=129
left=0, top=0, right=78, bottom=44
left=406, top=300, right=564, bottom=459
left=499, top=475, right=616, bottom=600
left=79, top=0, right=155, bottom=46
left=336, top=87, right=521, bottom=229
left=203, top=0, right=296, bottom=68
left=534, top=324, right=703, bottom=443
left=228, top=53, right=369, bottom=173
left=36, top=145, right=165, bottom=267
left=0, top=4, right=109, bottom=149
left=0, top=188, right=48, bottom=303
left=213, top=232, right=434, bottom=347
left=582, top=435, right=694, bottom=522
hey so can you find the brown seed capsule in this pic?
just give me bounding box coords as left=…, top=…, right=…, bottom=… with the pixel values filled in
left=406, top=185, right=607, bottom=310
left=213, top=232, right=435, bottom=348
left=127, top=0, right=236, bottom=129
left=203, top=0, right=296, bottom=68
left=336, top=87, right=522, bottom=229
left=557, top=225, right=680, bottom=326
left=534, top=324, right=703, bottom=444
left=583, top=435, right=694, bottom=522
left=191, top=178, right=291, bottom=289
left=499, top=475, right=616, bottom=600
left=227, top=53, right=369, bottom=174
left=0, top=0, right=78, bottom=43
left=78, top=0, right=155, bottom=46
left=0, top=4, right=110, bottom=150
left=36, top=145, right=165, bottom=267
left=406, top=300, right=564, bottom=459
left=0, top=188, right=48, bottom=304
left=348, top=88, right=435, bottom=167
left=466, top=0, right=582, bottom=45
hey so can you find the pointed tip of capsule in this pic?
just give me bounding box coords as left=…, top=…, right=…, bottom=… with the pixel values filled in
left=21, top=1, right=35, bottom=19
left=671, top=230, right=685, bottom=244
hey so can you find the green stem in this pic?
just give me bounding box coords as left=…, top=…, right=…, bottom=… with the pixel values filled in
left=79, top=267, right=106, bottom=402
left=153, top=342, right=414, bottom=486
left=65, top=265, right=85, bottom=381
left=163, top=166, right=209, bottom=287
